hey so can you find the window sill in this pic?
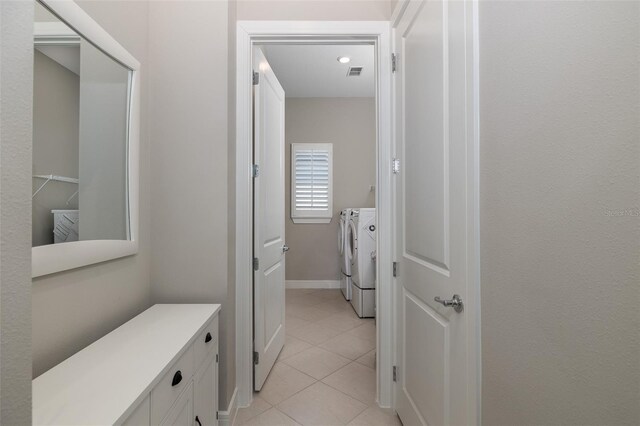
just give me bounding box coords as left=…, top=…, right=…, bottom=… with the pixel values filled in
left=291, top=218, right=331, bottom=224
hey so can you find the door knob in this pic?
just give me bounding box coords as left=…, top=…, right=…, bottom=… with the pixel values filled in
left=282, top=245, right=289, bottom=253
left=434, top=294, right=464, bottom=313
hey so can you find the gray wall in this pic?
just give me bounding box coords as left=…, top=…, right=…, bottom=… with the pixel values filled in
left=284, top=98, right=376, bottom=281
left=147, top=0, right=235, bottom=409
left=480, top=2, right=640, bottom=425
left=32, top=0, right=152, bottom=378
left=32, top=50, right=80, bottom=246
left=0, top=1, right=34, bottom=423
left=236, top=0, right=392, bottom=20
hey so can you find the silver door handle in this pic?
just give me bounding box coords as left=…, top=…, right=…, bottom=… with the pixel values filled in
left=434, top=294, right=464, bottom=313
left=282, top=245, right=289, bottom=253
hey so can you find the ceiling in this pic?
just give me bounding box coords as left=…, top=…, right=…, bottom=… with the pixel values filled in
left=260, top=44, right=375, bottom=98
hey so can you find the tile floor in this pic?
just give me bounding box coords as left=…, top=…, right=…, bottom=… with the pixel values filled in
left=236, top=289, right=402, bottom=426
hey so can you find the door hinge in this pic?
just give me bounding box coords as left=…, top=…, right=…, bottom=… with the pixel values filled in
left=216, top=353, right=219, bottom=363
left=253, top=351, right=259, bottom=365
left=391, top=53, right=397, bottom=73
left=392, top=158, right=400, bottom=174
left=393, top=365, right=398, bottom=382
left=253, top=71, right=260, bottom=85
left=392, top=262, right=398, bottom=277
left=252, top=164, right=260, bottom=178
left=253, top=257, right=259, bottom=271
left=216, top=412, right=219, bottom=420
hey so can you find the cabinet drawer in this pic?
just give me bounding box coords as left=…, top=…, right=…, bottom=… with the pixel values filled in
left=194, top=316, right=218, bottom=369
left=151, top=346, right=194, bottom=425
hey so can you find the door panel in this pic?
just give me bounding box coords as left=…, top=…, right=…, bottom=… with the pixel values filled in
left=404, top=0, right=448, bottom=271
left=253, top=47, right=286, bottom=391
left=404, top=290, right=448, bottom=426
left=394, top=0, right=476, bottom=425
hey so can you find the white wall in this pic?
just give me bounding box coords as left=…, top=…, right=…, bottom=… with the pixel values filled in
left=148, top=0, right=235, bottom=409
left=0, top=1, right=34, bottom=423
left=284, top=98, right=375, bottom=281
left=32, top=0, right=152, bottom=378
left=480, top=2, right=640, bottom=424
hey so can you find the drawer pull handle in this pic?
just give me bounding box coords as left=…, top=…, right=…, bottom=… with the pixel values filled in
left=171, top=370, right=182, bottom=387
left=195, top=416, right=202, bottom=426
left=205, top=332, right=212, bottom=343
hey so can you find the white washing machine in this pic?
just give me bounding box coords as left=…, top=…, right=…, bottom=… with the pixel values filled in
left=339, top=208, right=353, bottom=300
left=347, top=208, right=376, bottom=318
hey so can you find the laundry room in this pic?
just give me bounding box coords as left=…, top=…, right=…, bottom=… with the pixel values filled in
left=250, top=42, right=381, bottom=410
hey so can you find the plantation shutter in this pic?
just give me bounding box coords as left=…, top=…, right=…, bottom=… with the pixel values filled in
left=291, top=143, right=333, bottom=223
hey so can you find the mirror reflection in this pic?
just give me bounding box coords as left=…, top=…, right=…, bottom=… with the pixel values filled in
left=33, top=2, right=131, bottom=247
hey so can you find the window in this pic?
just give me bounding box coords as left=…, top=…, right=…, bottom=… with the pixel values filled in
left=291, top=143, right=333, bottom=224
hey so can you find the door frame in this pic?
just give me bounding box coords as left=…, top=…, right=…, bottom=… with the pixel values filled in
left=235, top=20, right=394, bottom=409
left=390, top=0, right=482, bottom=422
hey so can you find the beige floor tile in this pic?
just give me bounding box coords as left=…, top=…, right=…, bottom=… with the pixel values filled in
left=258, top=362, right=316, bottom=405
left=282, top=346, right=351, bottom=380
left=315, top=299, right=355, bottom=314
left=314, top=289, right=345, bottom=301
left=287, top=322, right=343, bottom=345
left=286, top=292, right=326, bottom=307
left=286, top=304, right=334, bottom=322
left=277, top=382, right=367, bottom=426
left=285, top=315, right=312, bottom=336
left=286, top=289, right=318, bottom=295
left=279, top=335, right=313, bottom=360
left=347, top=405, right=402, bottom=426
left=320, top=332, right=376, bottom=360
left=355, top=350, right=376, bottom=369
left=239, top=408, right=301, bottom=426
left=347, top=321, right=376, bottom=342
left=235, top=396, right=272, bottom=425
left=315, top=312, right=366, bottom=333
left=322, top=362, right=376, bottom=405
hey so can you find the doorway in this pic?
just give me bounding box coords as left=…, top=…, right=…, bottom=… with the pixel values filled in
left=235, top=21, right=394, bottom=418
left=249, top=41, right=385, bottom=424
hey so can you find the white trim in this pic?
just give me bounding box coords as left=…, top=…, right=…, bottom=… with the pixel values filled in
left=285, top=280, right=340, bottom=289
left=390, top=0, right=410, bottom=27
left=291, top=218, right=331, bottom=224
left=32, top=0, right=140, bottom=278
left=235, top=20, right=393, bottom=409
left=218, top=386, right=238, bottom=426
left=469, top=0, right=483, bottom=422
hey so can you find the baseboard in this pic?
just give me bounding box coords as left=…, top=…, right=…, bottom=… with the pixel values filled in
left=285, top=280, right=341, bottom=289
left=218, top=387, right=238, bottom=426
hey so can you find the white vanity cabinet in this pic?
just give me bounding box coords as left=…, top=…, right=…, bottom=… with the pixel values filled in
left=33, top=304, right=220, bottom=426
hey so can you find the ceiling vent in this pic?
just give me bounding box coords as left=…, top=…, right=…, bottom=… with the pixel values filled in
left=347, top=66, right=363, bottom=77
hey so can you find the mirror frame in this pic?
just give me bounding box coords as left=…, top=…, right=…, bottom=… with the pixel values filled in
left=32, top=0, right=140, bottom=278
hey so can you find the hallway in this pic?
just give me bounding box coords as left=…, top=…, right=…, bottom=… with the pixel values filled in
left=236, top=289, right=400, bottom=425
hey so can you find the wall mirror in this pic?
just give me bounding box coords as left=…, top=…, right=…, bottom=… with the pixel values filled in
left=32, top=0, right=140, bottom=278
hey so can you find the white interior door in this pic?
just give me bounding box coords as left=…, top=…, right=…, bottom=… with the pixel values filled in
left=253, top=47, right=286, bottom=391
left=394, top=1, right=478, bottom=425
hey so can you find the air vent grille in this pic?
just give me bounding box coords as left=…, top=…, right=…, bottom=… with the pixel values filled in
left=347, top=66, right=363, bottom=77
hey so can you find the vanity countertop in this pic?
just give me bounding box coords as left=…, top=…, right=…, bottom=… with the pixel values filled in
left=32, top=303, right=221, bottom=425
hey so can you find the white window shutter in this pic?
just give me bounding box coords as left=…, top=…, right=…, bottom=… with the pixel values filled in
left=291, top=143, right=333, bottom=223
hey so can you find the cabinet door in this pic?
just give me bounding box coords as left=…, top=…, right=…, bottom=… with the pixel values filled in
left=121, top=396, right=150, bottom=426
left=160, top=382, right=193, bottom=426
left=194, top=349, right=218, bottom=426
